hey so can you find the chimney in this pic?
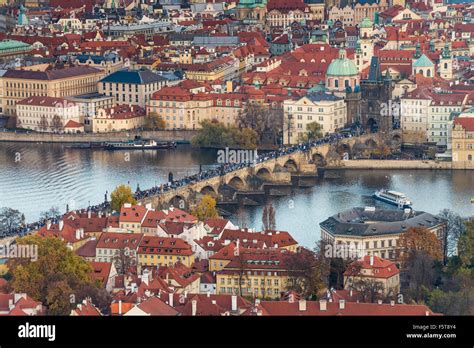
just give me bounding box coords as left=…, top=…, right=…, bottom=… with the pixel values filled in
left=425, top=310, right=430, bottom=316
left=75, top=229, right=80, bottom=240
left=349, top=289, right=353, bottom=297
left=231, top=295, right=237, bottom=312
left=377, top=299, right=383, bottom=305
left=298, top=299, right=307, bottom=312
left=256, top=309, right=263, bottom=316
left=390, top=300, right=395, bottom=307
left=206, top=291, right=210, bottom=298
left=46, top=221, right=52, bottom=230
left=88, top=210, right=91, bottom=219
left=191, top=300, right=197, bottom=316
left=59, top=220, right=64, bottom=230
left=146, top=203, right=152, bottom=210
left=118, top=300, right=122, bottom=315
left=370, top=255, right=374, bottom=266
left=339, top=299, right=345, bottom=310
left=169, top=292, right=174, bottom=307
left=319, top=299, right=327, bottom=311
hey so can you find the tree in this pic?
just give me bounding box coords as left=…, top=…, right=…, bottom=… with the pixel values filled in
left=110, top=184, right=137, bottom=212
left=284, top=245, right=329, bottom=299
left=237, top=103, right=282, bottom=146
left=39, top=116, right=49, bottom=132
left=438, top=209, right=466, bottom=261
left=191, top=120, right=258, bottom=150
left=261, top=203, right=276, bottom=231
left=8, top=235, right=95, bottom=315
left=0, top=207, right=24, bottom=235
left=39, top=206, right=61, bottom=222
left=51, top=115, right=64, bottom=133
left=191, top=195, right=218, bottom=220
left=112, top=248, right=136, bottom=275
left=398, top=227, right=443, bottom=263
left=458, top=219, right=474, bottom=268
left=75, top=283, right=112, bottom=315
left=351, top=278, right=385, bottom=303
left=403, top=251, right=438, bottom=302
left=145, top=112, right=166, bottom=130
left=306, top=121, right=323, bottom=141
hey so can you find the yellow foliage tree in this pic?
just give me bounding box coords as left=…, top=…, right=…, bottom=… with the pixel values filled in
left=192, top=194, right=219, bottom=220
left=110, top=184, right=137, bottom=212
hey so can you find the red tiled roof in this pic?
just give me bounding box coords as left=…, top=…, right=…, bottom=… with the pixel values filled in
left=454, top=117, right=474, bottom=132
left=139, top=236, right=193, bottom=256
left=96, top=232, right=143, bottom=250
left=245, top=300, right=440, bottom=316
left=345, top=255, right=400, bottom=279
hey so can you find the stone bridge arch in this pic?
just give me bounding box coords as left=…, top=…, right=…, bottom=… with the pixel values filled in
left=283, top=158, right=298, bottom=173
left=227, top=175, right=246, bottom=190
left=168, top=194, right=187, bottom=208
left=255, top=167, right=272, bottom=181
left=312, top=152, right=326, bottom=166
left=200, top=185, right=218, bottom=198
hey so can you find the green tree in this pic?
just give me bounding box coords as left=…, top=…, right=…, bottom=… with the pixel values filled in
left=110, top=184, right=137, bottom=212
left=191, top=195, right=219, bottom=220
left=8, top=235, right=95, bottom=315
left=191, top=120, right=257, bottom=149
left=458, top=219, right=474, bottom=268
left=306, top=121, right=323, bottom=141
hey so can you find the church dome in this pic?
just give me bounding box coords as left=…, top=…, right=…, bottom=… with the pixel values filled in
left=326, top=49, right=358, bottom=76
left=360, top=17, right=373, bottom=28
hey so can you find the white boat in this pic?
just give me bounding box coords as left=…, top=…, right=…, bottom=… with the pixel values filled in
left=374, top=190, right=412, bottom=209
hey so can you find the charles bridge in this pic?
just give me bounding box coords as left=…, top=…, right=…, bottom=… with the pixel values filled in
left=139, top=131, right=402, bottom=210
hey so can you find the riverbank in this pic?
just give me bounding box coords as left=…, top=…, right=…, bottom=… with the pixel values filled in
left=0, top=129, right=197, bottom=143
left=328, top=159, right=474, bottom=170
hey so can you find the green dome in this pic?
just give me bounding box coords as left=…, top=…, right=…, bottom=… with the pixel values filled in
left=326, top=49, right=358, bottom=76
left=360, top=17, right=373, bottom=28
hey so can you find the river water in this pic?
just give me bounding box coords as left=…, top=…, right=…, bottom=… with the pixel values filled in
left=1, top=143, right=473, bottom=247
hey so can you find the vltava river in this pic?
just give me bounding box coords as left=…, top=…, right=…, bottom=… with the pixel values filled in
left=0, top=143, right=473, bottom=247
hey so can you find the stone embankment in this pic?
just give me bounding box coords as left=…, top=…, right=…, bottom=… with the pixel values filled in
left=0, top=129, right=197, bottom=143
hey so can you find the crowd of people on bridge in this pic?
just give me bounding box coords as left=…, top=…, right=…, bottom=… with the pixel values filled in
left=2, top=131, right=353, bottom=237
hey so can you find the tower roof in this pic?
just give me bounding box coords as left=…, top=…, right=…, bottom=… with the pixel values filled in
left=413, top=54, right=434, bottom=68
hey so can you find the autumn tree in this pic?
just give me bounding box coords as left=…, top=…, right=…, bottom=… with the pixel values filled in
left=8, top=235, right=95, bottom=315
left=0, top=207, right=24, bottom=235
left=398, top=227, right=443, bottom=263
left=351, top=278, right=385, bottom=303
left=284, top=245, right=330, bottom=299
left=261, top=203, right=276, bottom=231
left=145, top=112, right=166, bottom=130
left=110, top=184, right=137, bottom=212
left=192, top=194, right=219, bottom=220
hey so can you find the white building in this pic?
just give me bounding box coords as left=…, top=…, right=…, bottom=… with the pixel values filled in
left=283, top=91, right=347, bottom=144
left=16, top=96, right=82, bottom=132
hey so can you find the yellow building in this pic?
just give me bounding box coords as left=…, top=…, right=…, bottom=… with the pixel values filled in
left=138, top=236, right=195, bottom=268
left=183, top=56, right=239, bottom=82
left=452, top=117, right=474, bottom=162
left=1, top=65, right=105, bottom=116
left=215, top=249, right=291, bottom=299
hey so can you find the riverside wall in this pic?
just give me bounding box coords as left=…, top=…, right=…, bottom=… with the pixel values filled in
left=0, top=130, right=197, bottom=143
left=329, top=160, right=474, bottom=170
